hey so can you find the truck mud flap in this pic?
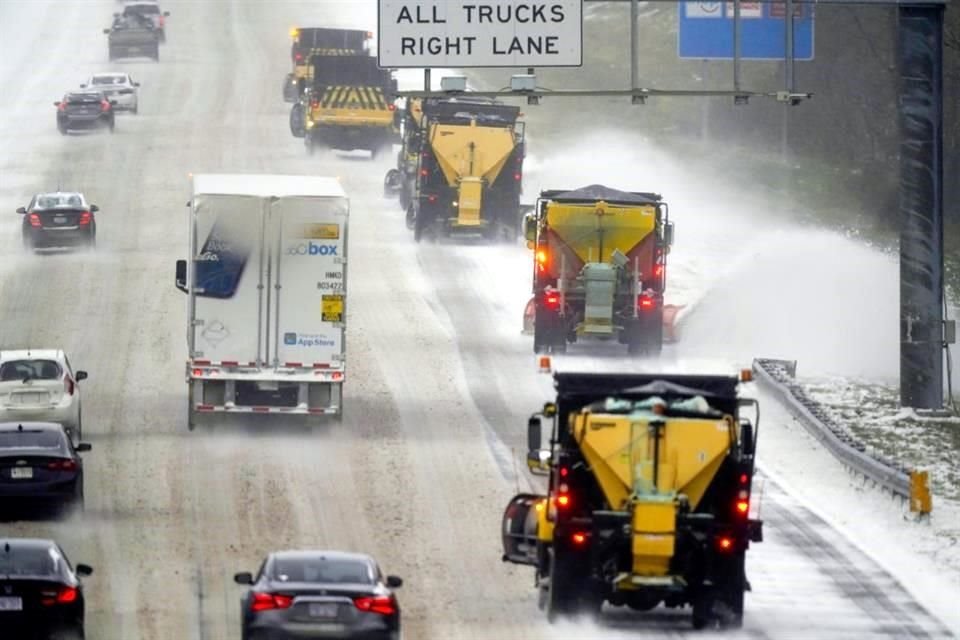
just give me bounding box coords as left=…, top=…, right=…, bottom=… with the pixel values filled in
left=502, top=493, right=544, bottom=565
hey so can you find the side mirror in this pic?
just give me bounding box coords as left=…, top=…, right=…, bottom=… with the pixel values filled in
left=527, top=416, right=542, bottom=452
left=133, top=82, right=141, bottom=87
left=53, top=102, right=61, bottom=107
left=385, top=575, right=403, bottom=588
left=76, top=371, right=88, bottom=381
left=75, top=564, right=93, bottom=577
left=109, top=100, right=118, bottom=106
left=103, top=28, right=111, bottom=34
left=233, top=572, right=254, bottom=585
left=663, top=221, right=674, bottom=247
left=175, top=259, right=188, bottom=293
left=526, top=449, right=551, bottom=475
left=89, top=205, right=99, bottom=213
left=16, top=207, right=26, bottom=214
left=164, top=11, right=170, bottom=16
left=79, top=84, right=87, bottom=88
left=523, top=213, right=537, bottom=244
left=76, top=443, right=92, bottom=453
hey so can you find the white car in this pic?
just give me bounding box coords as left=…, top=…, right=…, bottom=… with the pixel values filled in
left=0, top=350, right=88, bottom=440
left=80, top=72, right=139, bottom=114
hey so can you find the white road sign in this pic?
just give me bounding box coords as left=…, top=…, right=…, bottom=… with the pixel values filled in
left=378, top=1, right=583, bottom=68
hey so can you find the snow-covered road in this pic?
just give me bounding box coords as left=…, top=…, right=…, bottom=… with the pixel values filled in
left=0, top=1, right=956, bottom=638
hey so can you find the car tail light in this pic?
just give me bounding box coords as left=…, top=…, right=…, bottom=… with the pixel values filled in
left=64, top=377, right=75, bottom=395
left=29, top=213, right=42, bottom=227
left=79, top=212, right=92, bottom=226
left=48, top=459, right=78, bottom=471
left=354, top=595, right=396, bottom=616
left=158, top=15, right=165, bottom=27
left=251, top=592, right=294, bottom=612
left=57, top=102, right=67, bottom=112
left=100, top=100, right=111, bottom=112
left=42, top=586, right=78, bottom=606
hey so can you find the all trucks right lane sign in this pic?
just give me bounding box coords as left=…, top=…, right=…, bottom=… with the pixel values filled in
left=378, top=0, right=583, bottom=68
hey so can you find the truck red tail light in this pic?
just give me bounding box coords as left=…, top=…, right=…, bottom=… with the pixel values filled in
left=294, top=52, right=303, bottom=62
left=514, top=172, right=522, bottom=181
left=354, top=595, right=396, bottom=616
left=79, top=212, right=92, bottom=226
left=571, top=531, right=588, bottom=545
left=637, top=294, right=656, bottom=310
left=735, top=489, right=750, bottom=516
left=654, top=264, right=664, bottom=279
left=716, top=536, right=734, bottom=553
left=420, top=168, right=429, bottom=177
left=251, top=592, right=294, bottom=612
left=544, top=291, right=561, bottom=310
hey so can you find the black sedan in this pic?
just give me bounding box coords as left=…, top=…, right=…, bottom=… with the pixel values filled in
left=17, top=191, right=99, bottom=251
left=0, top=422, right=91, bottom=511
left=55, top=90, right=115, bottom=134
left=0, top=538, right=92, bottom=640
left=235, top=550, right=402, bottom=640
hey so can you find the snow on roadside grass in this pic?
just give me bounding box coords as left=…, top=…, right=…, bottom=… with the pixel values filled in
left=802, top=376, right=960, bottom=500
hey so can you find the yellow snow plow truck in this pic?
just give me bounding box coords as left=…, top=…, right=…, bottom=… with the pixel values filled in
left=502, top=370, right=763, bottom=630
left=384, top=97, right=526, bottom=242
left=282, top=27, right=371, bottom=103
left=289, top=52, right=399, bottom=158
left=525, top=185, right=675, bottom=355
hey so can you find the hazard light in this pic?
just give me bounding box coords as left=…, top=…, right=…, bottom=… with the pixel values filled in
left=289, top=27, right=299, bottom=39
left=740, top=368, right=753, bottom=382
left=716, top=536, right=734, bottom=552
left=637, top=294, right=656, bottom=310
left=735, top=489, right=750, bottom=516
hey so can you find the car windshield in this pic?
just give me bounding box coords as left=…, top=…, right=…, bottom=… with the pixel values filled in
left=0, top=359, right=62, bottom=381
left=272, top=557, right=373, bottom=584
left=92, top=76, right=126, bottom=85
left=0, top=430, right=64, bottom=450
left=0, top=546, right=64, bottom=578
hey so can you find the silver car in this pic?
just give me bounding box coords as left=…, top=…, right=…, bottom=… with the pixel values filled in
left=0, top=350, right=88, bottom=440
left=81, top=72, right=139, bottom=114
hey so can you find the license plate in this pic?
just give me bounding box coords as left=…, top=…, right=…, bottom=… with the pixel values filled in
left=15, top=392, right=44, bottom=404
left=0, top=597, right=22, bottom=611
left=128, top=47, right=140, bottom=52
left=308, top=603, right=338, bottom=618
left=11, top=467, right=33, bottom=480
left=54, top=215, right=66, bottom=224
left=257, top=380, right=279, bottom=391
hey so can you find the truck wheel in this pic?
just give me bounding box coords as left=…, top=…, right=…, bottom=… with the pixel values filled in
left=187, top=387, right=197, bottom=431
left=153, top=46, right=160, bottom=61
left=405, top=204, right=416, bottom=231
left=290, top=103, right=305, bottom=138
left=545, top=550, right=599, bottom=622
left=305, top=135, right=316, bottom=156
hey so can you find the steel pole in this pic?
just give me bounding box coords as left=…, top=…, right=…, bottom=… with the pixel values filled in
left=631, top=0, right=639, bottom=91
left=899, top=3, right=945, bottom=409
left=734, top=0, right=742, bottom=91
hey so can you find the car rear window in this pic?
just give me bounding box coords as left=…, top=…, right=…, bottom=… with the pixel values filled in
left=0, top=360, right=62, bottom=382
left=0, top=430, right=64, bottom=450
left=35, top=194, right=84, bottom=209
left=273, top=557, right=373, bottom=584
left=0, top=547, right=64, bottom=578
left=125, top=4, right=160, bottom=14
left=92, top=76, right=126, bottom=85
left=67, top=94, right=102, bottom=104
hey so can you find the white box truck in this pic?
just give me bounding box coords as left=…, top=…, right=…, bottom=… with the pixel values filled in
left=174, top=174, right=348, bottom=429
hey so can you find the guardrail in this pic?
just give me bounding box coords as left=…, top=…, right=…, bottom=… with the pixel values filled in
left=752, top=358, right=932, bottom=515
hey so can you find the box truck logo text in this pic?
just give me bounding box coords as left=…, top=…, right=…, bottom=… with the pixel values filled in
left=286, top=242, right=338, bottom=256
left=284, top=332, right=335, bottom=347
